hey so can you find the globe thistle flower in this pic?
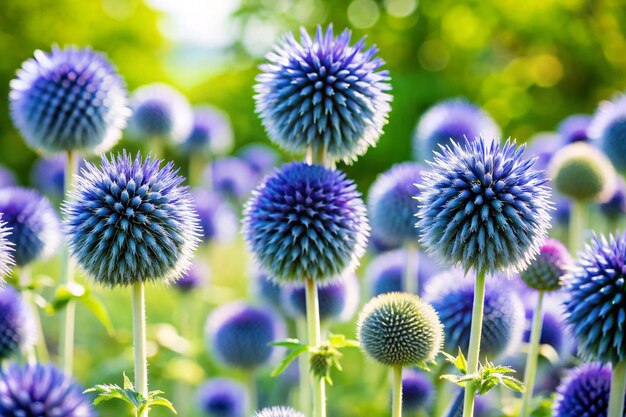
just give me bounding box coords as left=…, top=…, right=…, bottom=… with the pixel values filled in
left=549, top=142, right=616, bottom=203
left=181, top=106, right=234, bottom=156
left=173, top=261, right=208, bottom=293
left=255, top=25, right=392, bottom=163
left=197, top=377, right=246, bottom=417
left=254, top=407, right=305, bottom=417
left=558, top=114, right=592, bottom=144
left=417, top=138, right=552, bottom=274
left=206, top=301, right=286, bottom=370
left=192, top=188, right=238, bottom=244
left=251, top=267, right=283, bottom=310
left=399, top=369, right=434, bottom=412
left=424, top=270, right=526, bottom=359
left=563, top=233, right=626, bottom=364
left=520, top=238, right=571, bottom=292
left=238, top=143, right=280, bottom=176
left=10, top=46, right=129, bottom=154
left=413, top=99, right=500, bottom=161
left=590, top=94, right=626, bottom=173
left=368, top=162, right=424, bottom=247
left=0, top=167, right=16, bottom=189
left=243, top=162, right=369, bottom=285
left=365, top=249, right=439, bottom=297
left=523, top=306, right=566, bottom=355
left=0, top=220, right=14, bottom=283
left=128, top=83, right=193, bottom=143
left=358, top=292, right=444, bottom=367
left=0, top=286, right=35, bottom=360
left=0, top=187, right=61, bottom=266
left=524, top=132, right=564, bottom=174
left=553, top=363, right=619, bottom=417
left=64, top=152, right=201, bottom=286
left=281, top=273, right=360, bottom=322
left=209, top=157, right=257, bottom=200
left=600, top=178, right=626, bottom=224
left=30, top=154, right=87, bottom=201
left=0, top=362, right=95, bottom=417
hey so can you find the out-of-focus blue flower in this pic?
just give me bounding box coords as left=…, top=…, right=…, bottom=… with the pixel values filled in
left=520, top=238, right=571, bottom=292
left=254, top=407, right=305, bottom=417
left=281, top=273, right=359, bottom=322
left=523, top=306, right=566, bottom=355
left=368, top=162, right=423, bottom=247
left=0, top=362, right=95, bottom=417
left=206, top=301, right=286, bottom=370
left=0, top=286, right=35, bottom=360
left=400, top=369, right=434, bottom=412
left=590, top=94, right=626, bottom=172
left=243, top=162, right=369, bottom=285
left=250, top=267, right=283, bottom=310
left=424, top=270, right=526, bottom=359
left=174, top=261, right=208, bottom=293
left=64, top=152, right=200, bottom=287
left=10, top=46, right=129, bottom=154
left=445, top=388, right=492, bottom=417
left=208, top=157, right=257, bottom=201
left=413, top=99, right=500, bottom=162
left=192, top=188, right=238, bottom=244
left=563, top=233, right=626, bottom=364
left=197, top=377, right=245, bottom=417
left=0, top=187, right=60, bottom=266
left=30, top=154, right=86, bottom=201
left=255, top=25, right=392, bottom=163
left=600, top=178, right=626, bottom=224
left=182, top=106, right=234, bottom=156
left=128, top=83, right=193, bottom=143
left=418, top=138, right=552, bottom=274
left=558, top=114, right=592, bottom=144
left=553, top=196, right=571, bottom=227
left=524, top=132, right=563, bottom=174
left=0, top=167, right=16, bottom=189
left=238, top=144, right=280, bottom=177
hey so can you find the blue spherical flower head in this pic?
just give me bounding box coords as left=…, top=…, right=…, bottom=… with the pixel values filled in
left=520, top=238, right=571, bottom=292
left=590, top=94, right=626, bottom=172
left=400, top=369, right=434, bottom=412
left=206, top=301, right=286, bottom=370
left=413, top=99, right=500, bottom=161
left=563, top=233, right=626, bottom=364
left=64, top=152, right=201, bottom=287
left=600, top=178, right=626, bottom=223
left=553, top=363, right=625, bottom=417
left=424, top=270, right=526, bottom=359
left=10, top=46, right=129, bottom=154
left=523, top=305, right=566, bottom=355
left=238, top=144, right=280, bottom=176
left=524, top=132, right=564, bottom=175
left=255, top=25, right=392, bottom=163
left=558, top=114, right=592, bottom=144
left=209, top=157, right=257, bottom=201
left=0, top=187, right=61, bottom=266
left=0, top=286, right=35, bottom=360
left=197, top=377, right=245, bottom=417
left=174, top=261, right=208, bottom=293
left=244, top=162, right=369, bottom=285
left=30, top=154, right=87, bottom=202
left=368, top=162, right=424, bottom=247
left=0, top=167, right=16, bottom=189
left=254, top=407, right=305, bottom=417
left=182, top=106, right=234, bottom=156
left=251, top=268, right=283, bottom=310
left=281, top=273, right=359, bottom=322
left=0, top=220, right=14, bottom=283
left=192, top=188, right=238, bottom=244
left=128, top=83, right=193, bottom=143
left=417, top=138, right=552, bottom=274
left=0, top=362, right=95, bottom=417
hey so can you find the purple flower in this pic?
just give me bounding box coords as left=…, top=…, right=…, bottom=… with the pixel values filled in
left=558, top=114, right=592, bottom=143
left=238, top=144, right=280, bottom=176
left=173, top=261, right=208, bottom=293
left=0, top=286, right=35, bottom=360
left=208, top=157, right=257, bottom=201
left=0, top=167, right=16, bottom=189
left=250, top=267, right=283, bottom=310
left=192, top=188, right=238, bottom=243
left=520, top=238, right=571, bottom=292
left=30, top=154, right=86, bottom=201
left=197, top=377, right=245, bottom=417
left=600, top=178, right=626, bottom=223
left=524, top=132, right=564, bottom=174
left=590, top=94, right=626, bottom=172
left=523, top=305, right=566, bottom=355
left=182, top=106, right=234, bottom=156
left=400, top=369, right=434, bottom=412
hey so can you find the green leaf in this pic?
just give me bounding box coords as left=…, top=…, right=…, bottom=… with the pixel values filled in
left=148, top=395, right=177, bottom=414
left=270, top=338, right=307, bottom=349
left=271, top=345, right=310, bottom=377
left=328, top=334, right=359, bottom=348
left=501, top=376, right=526, bottom=393
left=123, top=372, right=134, bottom=390
left=80, top=293, right=115, bottom=336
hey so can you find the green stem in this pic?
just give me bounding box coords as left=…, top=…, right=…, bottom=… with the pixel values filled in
left=462, top=268, right=487, bottom=417
left=305, top=278, right=326, bottom=417
left=392, top=365, right=403, bottom=417
left=608, top=361, right=626, bottom=417
left=18, top=267, right=37, bottom=364
left=404, top=243, right=419, bottom=295
left=297, top=318, right=311, bottom=415
left=203, top=156, right=213, bottom=191
left=132, top=282, right=149, bottom=417
left=519, top=291, right=545, bottom=417
left=59, top=150, right=79, bottom=374
left=569, top=200, right=587, bottom=254
left=244, top=370, right=257, bottom=417
left=432, top=362, right=449, bottom=417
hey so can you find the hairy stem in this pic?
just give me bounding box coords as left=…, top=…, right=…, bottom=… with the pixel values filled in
left=132, top=282, right=149, bottom=417
left=519, top=291, right=545, bottom=417
left=392, top=365, right=403, bottom=417
left=608, top=361, right=626, bottom=417
left=462, top=268, right=486, bottom=417
left=305, top=278, right=326, bottom=417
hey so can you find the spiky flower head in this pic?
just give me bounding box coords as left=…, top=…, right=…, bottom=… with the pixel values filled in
left=192, top=188, right=238, bottom=244
left=197, top=377, right=245, bottom=417
left=365, top=248, right=439, bottom=297
left=400, top=369, right=434, bottom=412
left=206, top=301, right=286, bottom=370
left=0, top=286, right=35, bottom=360
left=0, top=167, right=16, bottom=189
left=563, top=233, right=626, bottom=364
left=64, top=152, right=200, bottom=287
left=0, top=362, right=95, bottom=417
left=520, top=238, right=571, bottom=292
left=128, top=83, right=192, bottom=143
left=590, top=94, right=626, bottom=173
left=281, top=273, right=360, bottom=322
left=553, top=363, right=624, bottom=417
left=9, top=46, right=129, bottom=154
left=413, top=99, right=500, bottom=161
left=255, top=25, right=392, bottom=163
left=558, top=114, right=592, bottom=144
left=417, top=138, right=552, bottom=274
left=238, top=143, right=280, bottom=176
left=357, top=292, right=444, bottom=367
left=254, top=407, right=305, bottom=417
left=0, top=220, right=13, bottom=283
left=368, top=162, right=424, bottom=247
left=425, top=270, right=525, bottom=359
left=181, top=105, right=233, bottom=156
left=0, top=187, right=61, bottom=266
left=209, top=157, right=257, bottom=201
left=549, top=142, right=616, bottom=202
left=173, top=261, right=207, bottom=293
left=600, top=178, right=626, bottom=222
left=243, top=162, right=369, bottom=285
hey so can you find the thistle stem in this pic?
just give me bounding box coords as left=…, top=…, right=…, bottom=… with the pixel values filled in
left=296, top=318, right=311, bottom=415
left=608, top=360, right=626, bottom=417
left=18, top=267, right=37, bottom=364
left=404, top=243, right=419, bottom=295
left=244, top=370, right=257, bottom=417
left=392, top=365, right=403, bottom=417
left=59, top=149, right=79, bottom=374
left=132, top=282, right=149, bottom=417
left=519, top=290, right=545, bottom=417
left=462, top=268, right=486, bottom=417
left=569, top=200, right=587, bottom=254
left=305, top=278, right=326, bottom=417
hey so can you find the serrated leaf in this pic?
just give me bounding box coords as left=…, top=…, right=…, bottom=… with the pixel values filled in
left=501, top=376, right=526, bottom=393
left=271, top=345, right=310, bottom=377
left=123, top=373, right=134, bottom=391
left=148, top=396, right=177, bottom=414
